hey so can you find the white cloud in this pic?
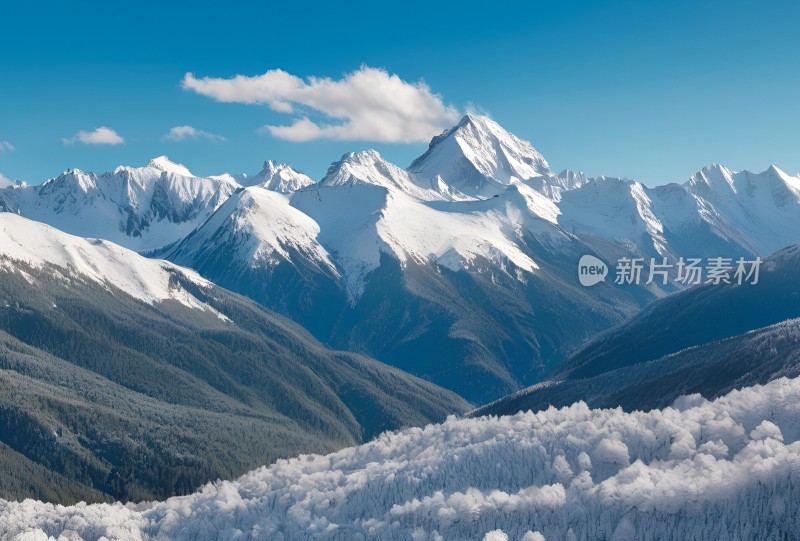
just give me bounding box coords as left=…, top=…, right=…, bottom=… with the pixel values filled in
left=62, top=127, right=125, bottom=145
left=182, top=66, right=461, bottom=143
left=163, top=125, right=225, bottom=142
left=0, top=141, right=14, bottom=152
left=0, top=172, right=14, bottom=188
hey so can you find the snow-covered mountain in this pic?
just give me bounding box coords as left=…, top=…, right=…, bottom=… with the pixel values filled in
left=0, top=156, right=240, bottom=251
left=0, top=156, right=324, bottom=252
left=6, top=374, right=800, bottom=539
left=164, top=157, right=648, bottom=401
left=319, top=149, right=470, bottom=201
left=168, top=187, right=335, bottom=274
left=408, top=114, right=552, bottom=198
left=685, top=164, right=800, bottom=255
left=299, top=171, right=541, bottom=297
left=238, top=160, right=315, bottom=193
left=555, top=164, right=800, bottom=258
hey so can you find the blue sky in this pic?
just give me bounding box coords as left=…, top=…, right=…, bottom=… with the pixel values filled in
left=1, top=0, right=798, bottom=186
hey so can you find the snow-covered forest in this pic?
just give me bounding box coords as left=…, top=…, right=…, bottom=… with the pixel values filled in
left=3, top=376, right=798, bottom=540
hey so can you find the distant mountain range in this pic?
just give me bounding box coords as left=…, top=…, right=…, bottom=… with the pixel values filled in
left=3, top=114, right=800, bottom=404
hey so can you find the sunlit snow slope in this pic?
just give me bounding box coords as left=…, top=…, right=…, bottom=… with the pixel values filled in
left=0, top=212, right=220, bottom=313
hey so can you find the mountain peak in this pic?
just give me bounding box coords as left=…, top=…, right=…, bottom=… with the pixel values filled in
left=340, top=149, right=383, bottom=164
left=456, top=113, right=503, bottom=131
left=687, top=164, right=736, bottom=193
left=320, top=150, right=397, bottom=189
left=766, top=164, right=788, bottom=178
left=319, top=149, right=462, bottom=200
left=39, top=168, right=97, bottom=195
left=408, top=114, right=551, bottom=198
left=246, top=160, right=314, bottom=193
left=147, top=156, right=193, bottom=177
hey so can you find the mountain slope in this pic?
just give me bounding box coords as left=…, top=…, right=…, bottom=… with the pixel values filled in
left=160, top=186, right=345, bottom=338
left=556, top=164, right=800, bottom=259
left=165, top=172, right=650, bottom=403
left=554, top=244, right=800, bottom=381
left=6, top=375, right=800, bottom=540
left=155, top=117, right=800, bottom=405
left=474, top=318, right=800, bottom=417
left=320, top=149, right=468, bottom=201
left=0, top=213, right=469, bottom=503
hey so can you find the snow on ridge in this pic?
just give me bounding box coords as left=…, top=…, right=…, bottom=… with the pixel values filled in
left=176, top=186, right=338, bottom=275
left=683, top=164, right=800, bottom=255
left=320, top=149, right=461, bottom=201
left=239, top=160, right=316, bottom=193
left=0, top=213, right=223, bottom=314
left=293, top=182, right=538, bottom=300
left=409, top=114, right=552, bottom=199
left=1, top=159, right=240, bottom=252
left=146, top=155, right=194, bottom=177
left=3, top=375, right=800, bottom=540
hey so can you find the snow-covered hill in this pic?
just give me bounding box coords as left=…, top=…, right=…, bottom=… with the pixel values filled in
left=293, top=179, right=541, bottom=298
left=4, top=375, right=799, bottom=540
left=555, top=164, right=800, bottom=258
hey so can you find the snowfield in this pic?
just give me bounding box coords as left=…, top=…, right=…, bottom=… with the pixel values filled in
left=3, top=376, right=799, bottom=540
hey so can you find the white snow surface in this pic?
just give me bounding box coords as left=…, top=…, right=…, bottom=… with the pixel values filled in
left=0, top=213, right=222, bottom=314
left=3, top=375, right=800, bottom=540
left=557, top=178, right=669, bottom=255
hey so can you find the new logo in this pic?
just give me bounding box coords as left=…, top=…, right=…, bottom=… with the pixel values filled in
left=578, top=255, right=608, bottom=287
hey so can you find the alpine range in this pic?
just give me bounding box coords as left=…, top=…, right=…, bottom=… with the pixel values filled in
left=3, top=2, right=800, bottom=539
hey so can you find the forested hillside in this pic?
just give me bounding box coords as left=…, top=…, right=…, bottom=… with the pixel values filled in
left=0, top=216, right=469, bottom=502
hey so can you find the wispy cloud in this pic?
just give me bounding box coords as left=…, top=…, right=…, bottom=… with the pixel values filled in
left=0, top=171, right=15, bottom=188
left=182, top=66, right=461, bottom=143
left=0, top=141, right=15, bottom=152
left=162, top=125, right=225, bottom=142
left=62, top=127, right=125, bottom=145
